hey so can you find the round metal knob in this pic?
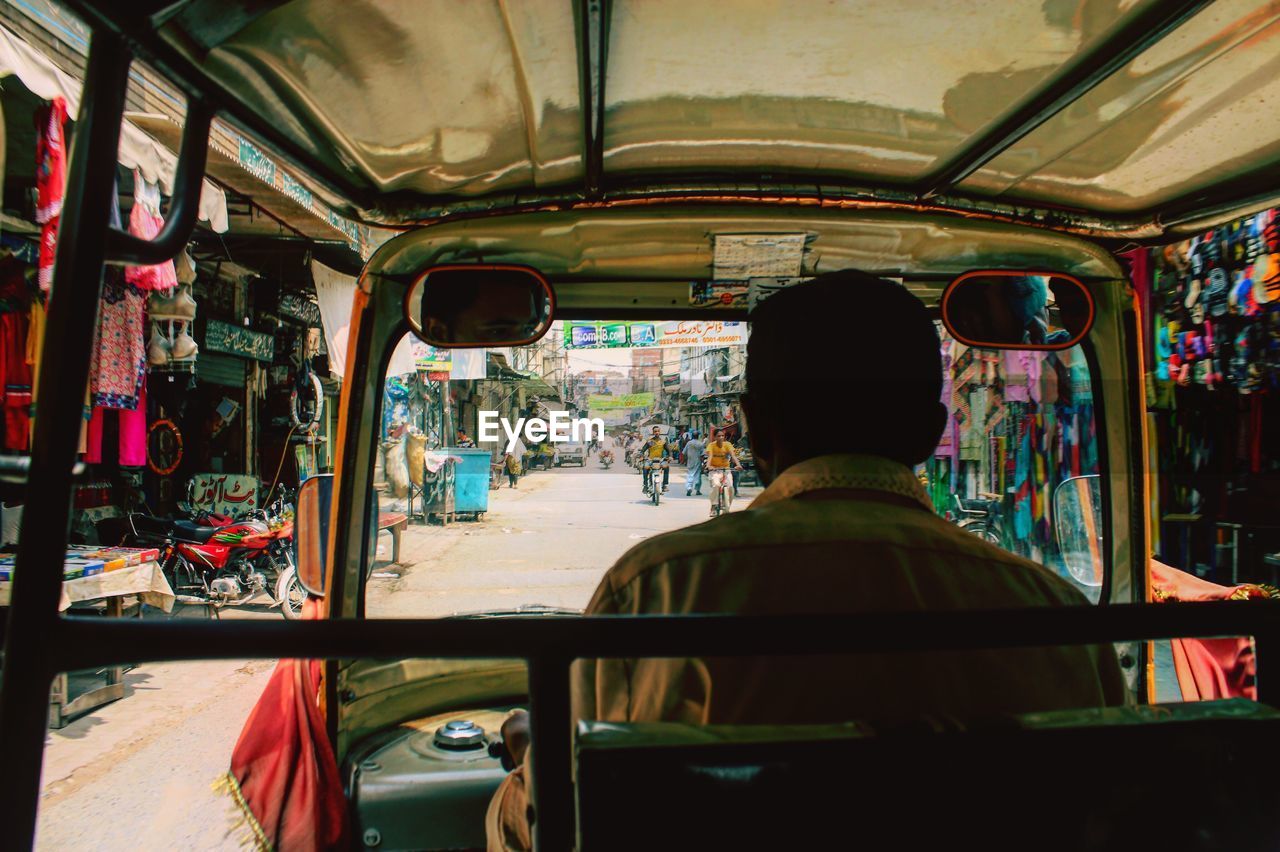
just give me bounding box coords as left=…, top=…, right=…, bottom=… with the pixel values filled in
left=434, top=719, right=486, bottom=750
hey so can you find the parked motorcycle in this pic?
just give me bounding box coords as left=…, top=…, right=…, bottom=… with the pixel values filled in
left=129, top=488, right=301, bottom=619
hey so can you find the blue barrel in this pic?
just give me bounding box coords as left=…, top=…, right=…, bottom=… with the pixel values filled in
left=448, top=447, right=492, bottom=517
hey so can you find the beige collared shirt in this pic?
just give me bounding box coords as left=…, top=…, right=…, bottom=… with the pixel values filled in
left=488, top=454, right=1127, bottom=849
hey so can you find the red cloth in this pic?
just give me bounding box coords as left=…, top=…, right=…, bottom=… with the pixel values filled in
left=1150, top=559, right=1276, bottom=701
left=225, top=598, right=348, bottom=851
left=0, top=311, right=32, bottom=452
left=35, top=97, right=67, bottom=294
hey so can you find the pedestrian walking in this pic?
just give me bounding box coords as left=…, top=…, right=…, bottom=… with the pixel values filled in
left=682, top=430, right=706, bottom=496
left=504, top=451, right=522, bottom=488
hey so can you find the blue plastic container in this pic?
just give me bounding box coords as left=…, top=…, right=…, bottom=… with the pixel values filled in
left=448, top=447, right=492, bottom=517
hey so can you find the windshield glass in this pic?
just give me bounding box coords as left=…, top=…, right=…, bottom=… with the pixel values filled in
left=365, top=320, right=1102, bottom=617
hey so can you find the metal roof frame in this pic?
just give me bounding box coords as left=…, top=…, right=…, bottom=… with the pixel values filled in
left=54, top=0, right=1280, bottom=242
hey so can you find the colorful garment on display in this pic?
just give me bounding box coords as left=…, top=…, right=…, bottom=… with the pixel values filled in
left=34, top=97, right=67, bottom=294
left=85, top=381, right=146, bottom=467
left=0, top=258, right=33, bottom=451
left=89, top=272, right=146, bottom=411
left=124, top=173, right=179, bottom=291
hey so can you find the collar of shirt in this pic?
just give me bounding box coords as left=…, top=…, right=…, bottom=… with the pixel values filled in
left=749, top=453, right=933, bottom=513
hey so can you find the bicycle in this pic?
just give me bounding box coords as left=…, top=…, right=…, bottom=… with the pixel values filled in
left=706, top=463, right=739, bottom=517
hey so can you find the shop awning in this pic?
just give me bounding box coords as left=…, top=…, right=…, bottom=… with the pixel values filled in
left=0, top=22, right=228, bottom=232
left=130, top=111, right=382, bottom=254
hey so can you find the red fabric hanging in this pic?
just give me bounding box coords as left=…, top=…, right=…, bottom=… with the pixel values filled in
left=1150, top=559, right=1276, bottom=701
left=221, top=598, right=348, bottom=851
left=34, top=97, right=67, bottom=294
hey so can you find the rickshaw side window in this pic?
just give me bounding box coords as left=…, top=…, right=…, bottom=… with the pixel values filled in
left=925, top=330, right=1104, bottom=603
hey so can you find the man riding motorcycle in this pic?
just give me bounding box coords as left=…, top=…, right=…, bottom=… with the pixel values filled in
left=641, top=426, right=673, bottom=494
left=705, top=428, right=743, bottom=516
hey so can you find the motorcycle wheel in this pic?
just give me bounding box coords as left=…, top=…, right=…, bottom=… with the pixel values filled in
left=276, top=560, right=307, bottom=621
left=652, top=479, right=661, bottom=506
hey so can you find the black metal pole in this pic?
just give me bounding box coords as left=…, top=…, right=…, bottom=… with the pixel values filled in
left=528, top=655, right=574, bottom=851
left=0, top=32, right=133, bottom=848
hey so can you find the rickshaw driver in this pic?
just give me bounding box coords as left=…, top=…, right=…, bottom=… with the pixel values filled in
left=487, top=272, right=1127, bottom=850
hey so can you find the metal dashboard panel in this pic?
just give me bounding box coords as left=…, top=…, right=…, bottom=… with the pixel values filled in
left=350, top=708, right=513, bottom=851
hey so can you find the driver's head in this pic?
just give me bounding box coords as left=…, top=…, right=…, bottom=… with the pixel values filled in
left=743, top=271, right=945, bottom=477
left=652, top=427, right=661, bottom=436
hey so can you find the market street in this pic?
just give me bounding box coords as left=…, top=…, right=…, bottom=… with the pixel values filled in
left=35, top=461, right=759, bottom=850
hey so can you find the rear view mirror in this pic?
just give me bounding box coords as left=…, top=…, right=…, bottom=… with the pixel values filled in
left=295, top=473, right=334, bottom=597
left=1053, top=474, right=1104, bottom=603
left=405, top=264, right=554, bottom=348
left=941, top=271, right=1093, bottom=350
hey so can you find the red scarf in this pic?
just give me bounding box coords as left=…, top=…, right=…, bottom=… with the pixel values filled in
left=1151, top=559, right=1278, bottom=701
left=220, top=599, right=348, bottom=850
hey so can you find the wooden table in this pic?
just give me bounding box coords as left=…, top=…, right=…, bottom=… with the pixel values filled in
left=1, top=560, right=174, bottom=728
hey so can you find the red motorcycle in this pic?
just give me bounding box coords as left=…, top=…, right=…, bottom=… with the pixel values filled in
left=129, top=489, right=302, bottom=619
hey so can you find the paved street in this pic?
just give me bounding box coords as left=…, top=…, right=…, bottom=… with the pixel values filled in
left=35, top=459, right=759, bottom=850
left=370, top=458, right=760, bottom=617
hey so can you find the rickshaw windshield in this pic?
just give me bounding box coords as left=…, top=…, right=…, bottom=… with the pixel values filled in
left=362, top=319, right=1105, bottom=619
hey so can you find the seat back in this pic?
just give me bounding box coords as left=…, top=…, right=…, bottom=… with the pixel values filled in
left=574, top=700, right=1280, bottom=851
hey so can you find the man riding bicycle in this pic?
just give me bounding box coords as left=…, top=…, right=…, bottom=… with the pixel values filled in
left=705, top=428, right=743, bottom=516
left=641, top=426, right=673, bottom=494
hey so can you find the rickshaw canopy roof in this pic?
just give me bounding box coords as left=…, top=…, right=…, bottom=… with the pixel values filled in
left=69, top=0, right=1280, bottom=238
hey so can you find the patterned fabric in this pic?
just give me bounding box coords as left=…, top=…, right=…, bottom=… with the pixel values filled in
left=89, top=273, right=146, bottom=410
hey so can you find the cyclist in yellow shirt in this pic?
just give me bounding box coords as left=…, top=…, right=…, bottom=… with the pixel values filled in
left=641, top=426, right=673, bottom=493
left=705, top=428, right=743, bottom=516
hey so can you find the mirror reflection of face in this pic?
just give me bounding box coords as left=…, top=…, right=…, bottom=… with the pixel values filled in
left=947, top=275, right=1086, bottom=347
left=419, top=269, right=547, bottom=346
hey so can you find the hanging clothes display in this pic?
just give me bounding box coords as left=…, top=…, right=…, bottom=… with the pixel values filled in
left=84, top=380, right=147, bottom=467
left=124, top=172, right=179, bottom=292
left=0, top=257, right=33, bottom=451
left=34, top=97, right=67, bottom=294
left=89, top=271, right=146, bottom=411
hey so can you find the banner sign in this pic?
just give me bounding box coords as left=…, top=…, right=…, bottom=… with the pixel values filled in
left=587, top=392, right=654, bottom=410
left=415, top=343, right=452, bottom=373
left=565, top=321, right=746, bottom=350
left=205, top=319, right=275, bottom=362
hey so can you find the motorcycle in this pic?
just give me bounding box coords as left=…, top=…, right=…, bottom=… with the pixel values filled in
left=129, top=489, right=301, bottom=619
left=599, top=449, right=614, bottom=469
left=641, top=457, right=668, bottom=505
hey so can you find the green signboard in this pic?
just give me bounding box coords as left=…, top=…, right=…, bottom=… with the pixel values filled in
left=205, top=320, right=275, bottom=363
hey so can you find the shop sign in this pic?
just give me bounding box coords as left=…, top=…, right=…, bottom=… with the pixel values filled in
left=327, top=211, right=361, bottom=250
left=279, top=170, right=314, bottom=209
left=205, top=319, right=275, bottom=362
left=278, top=293, right=322, bottom=326
left=564, top=321, right=746, bottom=350
left=427, top=371, right=450, bottom=382
left=190, top=473, right=259, bottom=515
left=237, top=138, right=277, bottom=185
left=587, top=392, right=654, bottom=410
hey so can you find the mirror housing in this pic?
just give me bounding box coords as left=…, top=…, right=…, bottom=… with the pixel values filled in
left=295, top=473, right=334, bottom=597
left=405, top=263, right=554, bottom=348
left=941, top=270, right=1093, bottom=350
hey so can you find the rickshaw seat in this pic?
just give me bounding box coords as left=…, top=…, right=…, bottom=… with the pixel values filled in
left=574, top=700, right=1280, bottom=850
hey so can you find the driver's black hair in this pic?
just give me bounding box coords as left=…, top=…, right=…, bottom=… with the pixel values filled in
left=746, top=270, right=943, bottom=465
